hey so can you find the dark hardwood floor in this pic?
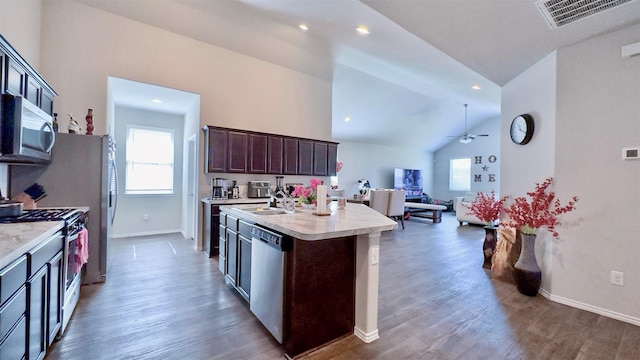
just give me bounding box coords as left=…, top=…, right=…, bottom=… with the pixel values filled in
left=45, top=212, right=640, bottom=360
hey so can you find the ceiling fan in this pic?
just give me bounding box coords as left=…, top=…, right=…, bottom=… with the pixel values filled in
left=448, top=104, right=489, bottom=144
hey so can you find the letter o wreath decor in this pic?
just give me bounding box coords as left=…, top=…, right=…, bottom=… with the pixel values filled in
left=488, top=155, right=497, bottom=163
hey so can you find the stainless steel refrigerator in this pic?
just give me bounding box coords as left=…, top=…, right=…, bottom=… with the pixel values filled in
left=8, top=133, right=117, bottom=284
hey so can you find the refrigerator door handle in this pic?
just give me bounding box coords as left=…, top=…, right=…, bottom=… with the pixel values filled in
left=111, top=157, right=118, bottom=226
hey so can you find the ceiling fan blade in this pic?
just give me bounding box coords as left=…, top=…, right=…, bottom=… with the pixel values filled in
left=476, top=134, right=490, bottom=137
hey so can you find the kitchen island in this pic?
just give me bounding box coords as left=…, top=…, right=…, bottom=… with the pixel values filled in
left=220, top=202, right=397, bottom=358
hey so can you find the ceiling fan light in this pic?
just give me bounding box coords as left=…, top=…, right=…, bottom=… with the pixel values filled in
left=459, top=137, right=472, bottom=144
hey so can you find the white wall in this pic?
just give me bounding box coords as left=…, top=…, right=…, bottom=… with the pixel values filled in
left=501, top=24, right=640, bottom=325
left=112, top=106, right=184, bottom=237
left=501, top=52, right=558, bottom=294
left=433, top=117, right=501, bottom=200
left=0, top=0, right=41, bottom=70
left=552, top=25, right=640, bottom=322
left=335, top=140, right=433, bottom=198
left=38, top=1, right=332, bottom=247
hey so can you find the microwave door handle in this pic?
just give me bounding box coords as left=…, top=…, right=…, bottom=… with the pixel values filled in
left=40, top=122, right=56, bottom=152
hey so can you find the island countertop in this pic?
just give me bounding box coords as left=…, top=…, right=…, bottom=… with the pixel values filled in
left=220, top=202, right=397, bottom=240
left=0, top=221, right=65, bottom=269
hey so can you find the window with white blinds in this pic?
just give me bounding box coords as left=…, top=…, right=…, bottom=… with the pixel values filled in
left=449, top=158, right=471, bottom=191
left=125, top=125, right=175, bottom=195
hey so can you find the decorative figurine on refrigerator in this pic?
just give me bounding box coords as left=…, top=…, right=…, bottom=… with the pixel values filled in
left=68, top=113, right=82, bottom=134
left=85, top=108, right=94, bottom=135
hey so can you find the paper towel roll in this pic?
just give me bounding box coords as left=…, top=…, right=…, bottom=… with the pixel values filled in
left=316, top=185, right=327, bottom=214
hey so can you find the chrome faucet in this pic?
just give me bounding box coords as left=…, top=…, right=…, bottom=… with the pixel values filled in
left=275, top=191, right=295, bottom=213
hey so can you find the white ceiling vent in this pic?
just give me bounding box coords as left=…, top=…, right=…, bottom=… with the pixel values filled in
left=536, top=0, right=637, bottom=29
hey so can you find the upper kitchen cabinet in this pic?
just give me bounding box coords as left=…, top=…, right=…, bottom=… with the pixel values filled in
left=297, top=140, right=313, bottom=175
left=283, top=137, right=298, bottom=175
left=203, top=126, right=338, bottom=176
left=312, top=142, right=328, bottom=176
left=327, top=143, right=337, bottom=176
left=267, top=135, right=283, bottom=174
left=204, top=127, right=228, bottom=173
left=0, top=35, right=57, bottom=115
left=228, top=131, right=248, bottom=173
left=248, top=133, right=268, bottom=174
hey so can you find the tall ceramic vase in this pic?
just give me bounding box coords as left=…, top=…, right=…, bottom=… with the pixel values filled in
left=513, top=233, right=541, bottom=296
left=482, top=226, right=498, bottom=269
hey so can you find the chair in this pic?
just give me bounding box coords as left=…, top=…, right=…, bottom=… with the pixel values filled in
left=369, top=190, right=389, bottom=215
left=387, top=190, right=406, bottom=229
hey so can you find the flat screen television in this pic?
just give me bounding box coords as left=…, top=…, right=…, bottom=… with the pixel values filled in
left=394, top=168, right=423, bottom=196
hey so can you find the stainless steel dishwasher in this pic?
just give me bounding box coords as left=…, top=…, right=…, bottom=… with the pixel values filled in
left=250, top=225, right=291, bottom=343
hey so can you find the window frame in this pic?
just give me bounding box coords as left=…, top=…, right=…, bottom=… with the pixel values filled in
left=124, top=124, right=176, bottom=196
left=449, top=157, right=471, bottom=192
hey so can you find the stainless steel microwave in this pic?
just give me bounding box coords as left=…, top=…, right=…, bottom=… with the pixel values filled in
left=0, top=94, right=55, bottom=164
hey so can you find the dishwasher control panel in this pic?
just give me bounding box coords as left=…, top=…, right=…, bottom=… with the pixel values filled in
left=251, top=226, right=291, bottom=251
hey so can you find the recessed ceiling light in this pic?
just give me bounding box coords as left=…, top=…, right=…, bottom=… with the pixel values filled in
left=355, top=26, right=369, bottom=35
left=344, top=116, right=351, bottom=122
left=299, top=23, right=308, bottom=31
left=151, top=98, right=162, bottom=104
left=471, top=84, right=481, bottom=90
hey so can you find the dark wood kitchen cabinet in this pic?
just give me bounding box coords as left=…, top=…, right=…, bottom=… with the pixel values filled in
left=1, top=35, right=57, bottom=115
left=267, top=135, right=284, bottom=174
left=248, top=133, right=268, bottom=174
left=202, top=125, right=338, bottom=176
left=225, top=215, right=239, bottom=286
left=204, top=127, right=228, bottom=173
left=0, top=256, right=28, bottom=360
left=27, top=266, right=47, bottom=360
left=298, top=140, right=314, bottom=175
left=218, top=210, right=253, bottom=303
left=228, top=131, right=248, bottom=173
left=283, top=137, right=298, bottom=175
left=236, top=219, right=252, bottom=302
left=0, top=228, right=64, bottom=360
left=312, top=142, right=328, bottom=176
left=202, top=204, right=220, bottom=257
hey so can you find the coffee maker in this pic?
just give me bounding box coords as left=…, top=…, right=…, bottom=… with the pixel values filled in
left=211, top=178, right=228, bottom=200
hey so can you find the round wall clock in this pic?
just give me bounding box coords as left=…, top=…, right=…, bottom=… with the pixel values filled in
left=510, top=114, right=534, bottom=145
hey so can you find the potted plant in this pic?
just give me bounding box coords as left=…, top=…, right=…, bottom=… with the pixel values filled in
left=503, top=177, right=579, bottom=296
left=467, top=190, right=507, bottom=269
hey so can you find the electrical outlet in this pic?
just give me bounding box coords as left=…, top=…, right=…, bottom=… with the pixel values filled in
left=143, top=214, right=149, bottom=221
left=370, top=246, right=379, bottom=265
left=611, top=271, right=624, bottom=286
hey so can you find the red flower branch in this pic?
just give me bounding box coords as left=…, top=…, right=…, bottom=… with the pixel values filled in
left=467, top=190, right=507, bottom=226
left=503, top=177, right=578, bottom=238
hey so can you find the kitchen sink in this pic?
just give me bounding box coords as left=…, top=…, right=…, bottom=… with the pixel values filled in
left=234, top=207, right=293, bottom=215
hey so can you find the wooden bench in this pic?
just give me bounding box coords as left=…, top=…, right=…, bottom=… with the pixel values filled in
left=404, top=202, right=447, bottom=223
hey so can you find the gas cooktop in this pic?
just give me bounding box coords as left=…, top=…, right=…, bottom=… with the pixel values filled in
left=0, top=208, right=82, bottom=224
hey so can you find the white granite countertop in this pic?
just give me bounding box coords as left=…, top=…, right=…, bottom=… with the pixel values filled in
left=220, top=202, right=397, bottom=240
left=0, top=221, right=65, bottom=269
left=201, top=197, right=271, bottom=206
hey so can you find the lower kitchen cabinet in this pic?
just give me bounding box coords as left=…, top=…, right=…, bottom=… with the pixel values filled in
left=202, top=204, right=220, bottom=257
left=47, top=252, right=63, bottom=346
left=28, top=266, right=47, bottom=360
left=219, top=211, right=253, bottom=302
left=0, top=228, right=65, bottom=360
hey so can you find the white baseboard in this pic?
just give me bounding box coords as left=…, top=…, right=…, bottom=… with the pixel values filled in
left=539, top=289, right=640, bottom=326
left=112, top=229, right=183, bottom=238
left=354, top=326, right=380, bottom=343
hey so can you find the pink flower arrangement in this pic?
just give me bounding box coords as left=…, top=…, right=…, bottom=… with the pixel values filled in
left=467, top=190, right=507, bottom=227
left=503, top=177, right=579, bottom=238
left=292, top=178, right=322, bottom=204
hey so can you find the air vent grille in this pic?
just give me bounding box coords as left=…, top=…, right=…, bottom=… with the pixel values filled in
left=536, top=0, right=637, bottom=29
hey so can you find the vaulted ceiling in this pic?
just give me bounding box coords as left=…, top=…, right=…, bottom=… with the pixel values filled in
left=85, top=0, right=640, bottom=151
